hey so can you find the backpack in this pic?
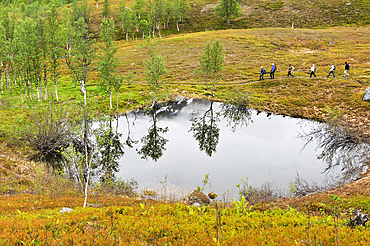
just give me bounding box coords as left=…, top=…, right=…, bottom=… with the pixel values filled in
left=333, top=65, right=336, bottom=70
left=274, top=65, right=277, bottom=72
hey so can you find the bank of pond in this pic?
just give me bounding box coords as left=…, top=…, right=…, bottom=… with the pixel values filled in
left=43, top=98, right=369, bottom=200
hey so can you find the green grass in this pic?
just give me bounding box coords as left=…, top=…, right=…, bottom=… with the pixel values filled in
left=2, top=27, right=370, bottom=136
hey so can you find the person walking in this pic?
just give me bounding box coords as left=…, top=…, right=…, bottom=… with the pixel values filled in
left=287, top=64, right=294, bottom=77
left=270, top=63, right=277, bottom=79
left=259, top=66, right=266, bottom=81
left=344, top=62, right=350, bottom=77
left=327, top=63, right=336, bottom=78
left=310, top=64, right=316, bottom=78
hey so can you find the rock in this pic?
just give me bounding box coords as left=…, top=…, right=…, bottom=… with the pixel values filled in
left=208, top=192, right=218, bottom=200
left=86, top=203, right=99, bottom=208
left=59, top=207, right=73, bottom=213
left=348, top=209, right=369, bottom=227
left=189, top=190, right=210, bottom=206
left=363, top=87, right=370, bottom=101
left=192, top=202, right=201, bottom=208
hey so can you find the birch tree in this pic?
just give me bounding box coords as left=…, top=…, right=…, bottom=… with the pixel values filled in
left=47, top=4, right=64, bottom=102
left=149, top=0, right=165, bottom=38
left=35, top=16, right=49, bottom=100
left=0, top=10, right=14, bottom=96
left=173, top=0, right=190, bottom=31
left=128, top=11, right=138, bottom=40
left=99, top=17, right=119, bottom=110
left=66, top=13, right=96, bottom=106
left=199, top=42, right=212, bottom=87
left=143, top=37, right=167, bottom=107
left=133, top=0, right=146, bottom=19
left=200, top=40, right=224, bottom=96
left=119, top=0, right=130, bottom=41
left=0, top=24, right=5, bottom=103
left=210, top=40, right=224, bottom=97
left=61, top=109, right=98, bottom=208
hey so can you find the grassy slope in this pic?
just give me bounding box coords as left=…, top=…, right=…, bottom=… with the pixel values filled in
left=88, top=0, right=370, bottom=37
left=2, top=27, right=370, bottom=133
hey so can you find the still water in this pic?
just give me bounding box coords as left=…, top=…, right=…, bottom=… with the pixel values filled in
left=114, top=98, right=336, bottom=198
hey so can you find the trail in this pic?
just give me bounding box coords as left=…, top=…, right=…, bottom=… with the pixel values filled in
left=131, top=75, right=368, bottom=87
left=164, top=75, right=367, bottom=87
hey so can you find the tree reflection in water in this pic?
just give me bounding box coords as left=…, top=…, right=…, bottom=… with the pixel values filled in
left=299, top=118, right=370, bottom=183
left=218, top=103, right=253, bottom=133
left=96, top=116, right=125, bottom=181
left=189, top=101, right=220, bottom=157
left=137, top=108, right=169, bottom=162
left=123, top=113, right=138, bottom=149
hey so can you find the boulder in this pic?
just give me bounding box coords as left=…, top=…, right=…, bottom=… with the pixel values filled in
left=189, top=190, right=210, bottom=206
left=208, top=192, right=218, bottom=200
left=59, top=207, right=73, bottom=213
left=363, top=87, right=370, bottom=101
left=348, top=209, right=369, bottom=228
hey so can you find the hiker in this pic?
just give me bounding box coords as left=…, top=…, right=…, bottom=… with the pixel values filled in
left=270, top=63, right=277, bottom=79
left=259, top=66, right=266, bottom=81
left=287, top=64, right=294, bottom=77
left=344, top=62, right=350, bottom=77
left=310, top=64, right=316, bottom=78
left=327, top=63, right=336, bottom=78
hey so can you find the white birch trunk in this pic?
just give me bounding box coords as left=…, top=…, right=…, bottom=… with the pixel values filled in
left=6, top=67, right=12, bottom=94
left=1, top=71, right=3, bottom=94
left=83, top=128, right=89, bottom=208
left=19, top=75, right=24, bottom=103
left=39, top=78, right=43, bottom=100
left=36, top=83, right=40, bottom=101
left=110, top=86, right=112, bottom=109
left=116, top=92, right=119, bottom=111
left=14, top=70, right=17, bottom=88
left=44, top=79, right=48, bottom=100
left=156, top=24, right=161, bottom=38
left=80, top=79, right=87, bottom=106
left=55, top=79, right=59, bottom=102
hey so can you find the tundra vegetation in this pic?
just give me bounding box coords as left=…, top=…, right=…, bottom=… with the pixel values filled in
left=1, top=0, right=370, bottom=244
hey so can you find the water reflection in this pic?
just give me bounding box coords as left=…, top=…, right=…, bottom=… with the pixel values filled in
left=218, top=103, right=253, bottom=133
left=299, top=118, right=370, bottom=182
left=97, top=116, right=125, bottom=181
left=115, top=99, right=343, bottom=197
left=189, top=102, right=220, bottom=157
left=137, top=108, right=169, bottom=162
left=123, top=113, right=138, bottom=149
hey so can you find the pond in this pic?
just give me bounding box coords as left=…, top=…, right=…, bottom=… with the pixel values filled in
left=113, top=98, right=346, bottom=198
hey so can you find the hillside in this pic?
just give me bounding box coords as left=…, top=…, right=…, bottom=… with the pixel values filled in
left=88, top=0, right=370, bottom=38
